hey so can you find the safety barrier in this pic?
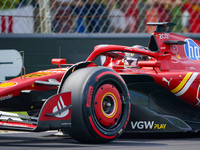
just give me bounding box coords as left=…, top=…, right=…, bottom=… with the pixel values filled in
left=0, top=0, right=200, bottom=34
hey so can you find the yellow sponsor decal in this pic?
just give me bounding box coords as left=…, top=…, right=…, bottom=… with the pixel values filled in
left=176, top=54, right=181, bottom=59
left=171, top=72, right=192, bottom=94
left=24, top=72, right=52, bottom=78
left=154, top=124, right=166, bottom=129
left=0, top=82, right=17, bottom=88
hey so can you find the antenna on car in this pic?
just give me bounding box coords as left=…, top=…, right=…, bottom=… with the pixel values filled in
left=19, top=51, right=26, bottom=79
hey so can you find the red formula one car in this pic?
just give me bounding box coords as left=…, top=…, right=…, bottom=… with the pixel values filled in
left=1, top=22, right=200, bottom=143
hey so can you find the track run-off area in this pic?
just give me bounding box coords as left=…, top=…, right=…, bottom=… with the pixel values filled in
left=0, top=131, right=200, bottom=150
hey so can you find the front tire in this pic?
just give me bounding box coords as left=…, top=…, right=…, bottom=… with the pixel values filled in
left=60, top=67, right=130, bottom=143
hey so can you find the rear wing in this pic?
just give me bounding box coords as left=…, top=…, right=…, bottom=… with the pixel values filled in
left=147, top=22, right=176, bottom=33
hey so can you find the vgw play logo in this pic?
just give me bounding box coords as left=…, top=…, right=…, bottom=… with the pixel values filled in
left=184, top=39, right=200, bottom=60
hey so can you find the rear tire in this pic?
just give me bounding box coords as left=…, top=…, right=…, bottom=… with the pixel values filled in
left=60, top=67, right=130, bottom=143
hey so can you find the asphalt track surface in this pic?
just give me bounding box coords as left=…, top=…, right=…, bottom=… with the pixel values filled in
left=1, top=131, right=200, bottom=150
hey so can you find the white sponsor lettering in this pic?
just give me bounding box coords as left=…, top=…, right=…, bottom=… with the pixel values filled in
left=188, top=40, right=198, bottom=59
left=131, top=121, right=167, bottom=130
left=159, top=33, right=169, bottom=40
left=161, top=47, right=166, bottom=50
left=185, top=39, right=200, bottom=60
left=0, top=94, right=13, bottom=101
left=131, top=121, right=154, bottom=129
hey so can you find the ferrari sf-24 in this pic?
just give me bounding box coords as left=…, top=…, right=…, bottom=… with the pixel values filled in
left=1, top=22, right=200, bottom=143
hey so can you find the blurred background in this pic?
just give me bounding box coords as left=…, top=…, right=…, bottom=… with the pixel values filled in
left=1, top=0, right=200, bottom=79
left=0, top=0, right=200, bottom=34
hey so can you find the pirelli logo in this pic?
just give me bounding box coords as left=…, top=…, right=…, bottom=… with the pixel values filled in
left=86, top=86, right=93, bottom=107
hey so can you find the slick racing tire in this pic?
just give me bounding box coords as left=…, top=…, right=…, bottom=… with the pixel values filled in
left=60, top=67, right=130, bottom=143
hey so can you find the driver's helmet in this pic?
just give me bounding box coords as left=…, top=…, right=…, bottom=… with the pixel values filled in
left=125, top=53, right=149, bottom=66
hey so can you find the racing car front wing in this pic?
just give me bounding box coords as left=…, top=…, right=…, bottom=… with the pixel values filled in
left=0, top=92, right=72, bottom=132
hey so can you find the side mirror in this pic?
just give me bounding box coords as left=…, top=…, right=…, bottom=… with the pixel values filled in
left=51, top=58, right=66, bottom=68
left=137, top=61, right=161, bottom=68
left=138, top=61, right=161, bottom=73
